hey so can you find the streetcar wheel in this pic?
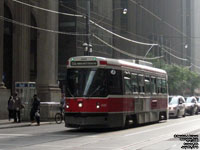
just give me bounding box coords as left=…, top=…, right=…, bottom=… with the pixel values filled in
left=55, top=113, right=63, bottom=124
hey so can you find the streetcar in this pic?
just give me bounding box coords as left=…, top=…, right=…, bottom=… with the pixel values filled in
left=64, top=56, right=168, bottom=128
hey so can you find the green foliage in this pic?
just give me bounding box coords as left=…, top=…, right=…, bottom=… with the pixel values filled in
left=151, top=59, right=200, bottom=96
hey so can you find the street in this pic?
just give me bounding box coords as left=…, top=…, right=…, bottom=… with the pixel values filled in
left=0, top=115, right=199, bottom=150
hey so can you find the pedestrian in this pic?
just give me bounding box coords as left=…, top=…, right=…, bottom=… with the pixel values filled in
left=7, top=95, right=14, bottom=121
left=30, top=94, right=40, bottom=126
left=60, top=93, right=65, bottom=113
left=13, top=92, right=22, bottom=123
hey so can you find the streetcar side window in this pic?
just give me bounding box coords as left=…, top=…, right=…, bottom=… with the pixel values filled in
left=138, top=75, right=144, bottom=93
left=131, top=73, right=138, bottom=92
left=156, top=78, right=162, bottom=93
left=151, top=77, right=156, bottom=94
left=145, top=76, right=151, bottom=93
left=161, top=79, right=167, bottom=94
left=108, top=70, right=123, bottom=95
left=124, top=71, right=132, bottom=95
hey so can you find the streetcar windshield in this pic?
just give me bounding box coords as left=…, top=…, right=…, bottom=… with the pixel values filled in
left=65, top=68, right=107, bottom=97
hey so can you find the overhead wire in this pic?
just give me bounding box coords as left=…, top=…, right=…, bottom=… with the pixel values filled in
left=12, top=0, right=158, bottom=47
left=129, top=0, right=187, bottom=37
left=12, top=0, right=84, bottom=18
left=90, top=20, right=158, bottom=46
left=93, top=34, right=163, bottom=60
left=10, top=0, right=200, bottom=69
left=0, top=16, right=89, bottom=36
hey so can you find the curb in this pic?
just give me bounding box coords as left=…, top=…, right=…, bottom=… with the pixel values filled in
left=0, top=122, right=55, bottom=129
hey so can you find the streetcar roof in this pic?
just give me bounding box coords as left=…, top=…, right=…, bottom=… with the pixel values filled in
left=68, top=56, right=167, bottom=75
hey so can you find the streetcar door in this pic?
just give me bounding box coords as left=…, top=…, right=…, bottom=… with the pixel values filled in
left=135, top=74, right=144, bottom=112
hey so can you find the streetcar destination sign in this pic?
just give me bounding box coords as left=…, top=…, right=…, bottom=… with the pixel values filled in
left=71, top=61, right=97, bottom=66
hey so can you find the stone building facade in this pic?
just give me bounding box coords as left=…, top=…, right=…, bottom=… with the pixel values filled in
left=0, top=0, right=61, bottom=119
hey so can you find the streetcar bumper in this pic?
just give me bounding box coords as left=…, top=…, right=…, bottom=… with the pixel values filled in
left=64, top=113, right=125, bottom=128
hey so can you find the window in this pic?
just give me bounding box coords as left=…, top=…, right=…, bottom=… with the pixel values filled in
left=151, top=77, right=156, bottom=94
left=156, top=78, right=162, bottom=93
left=131, top=73, right=138, bottom=92
left=108, top=69, right=123, bottom=95
left=138, top=75, right=144, bottom=93
left=145, top=76, right=151, bottom=93
left=124, top=71, right=132, bottom=94
left=161, top=79, right=167, bottom=94
left=65, top=68, right=108, bottom=97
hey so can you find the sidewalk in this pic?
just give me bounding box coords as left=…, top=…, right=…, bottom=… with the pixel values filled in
left=0, top=119, right=55, bottom=129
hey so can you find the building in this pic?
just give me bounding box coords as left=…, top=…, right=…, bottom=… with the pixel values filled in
left=191, top=0, right=200, bottom=73
left=0, top=0, right=191, bottom=119
left=0, top=0, right=61, bottom=119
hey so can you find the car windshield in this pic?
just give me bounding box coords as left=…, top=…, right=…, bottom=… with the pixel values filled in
left=169, top=97, right=178, bottom=105
left=186, top=97, right=194, bottom=103
left=65, top=68, right=107, bottom=97
left=168, top=96, right=173, bottom=103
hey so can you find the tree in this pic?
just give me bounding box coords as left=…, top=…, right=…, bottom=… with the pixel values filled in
left=150, top=59, right=200, bottom=96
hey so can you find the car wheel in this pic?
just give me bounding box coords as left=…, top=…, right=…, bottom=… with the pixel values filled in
left=183, top=110, right=186, bottom=117
left=176, top=110, right=179, bottom=118
left=191, top=109, right=195, bottom=115
left=195, top=108, right=199, bottom=115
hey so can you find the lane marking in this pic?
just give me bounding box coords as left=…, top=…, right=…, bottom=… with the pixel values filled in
left=121, top=125, right=200, bottom=150
left=0, top=133, right=31, bottom=136
left=124, top=118, right=200, bottom=137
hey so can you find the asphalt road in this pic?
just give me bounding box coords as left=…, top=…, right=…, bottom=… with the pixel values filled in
left=0, top=115, right=200, bottom=150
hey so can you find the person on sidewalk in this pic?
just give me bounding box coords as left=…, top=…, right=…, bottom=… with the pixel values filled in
left=60, top=93, right=65, bottom=113
left=13, top=92, right=22, bottom=123
left=7, top=95, right=14, bottom=121
left=30, top=94, right=40, bottom=126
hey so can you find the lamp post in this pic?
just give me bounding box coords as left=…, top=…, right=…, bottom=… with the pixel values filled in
left=83, top=3, right=127, bottom=56
left=84, top=0, right=92, bottom=56
left=111, top=8, right=128, bottom=58
left=169, top=42, right=188, bottom=65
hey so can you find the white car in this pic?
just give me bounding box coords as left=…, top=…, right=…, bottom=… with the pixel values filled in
left=168, top=96, right=186, bottom=118
left=185, top=97, right=198, bottom=115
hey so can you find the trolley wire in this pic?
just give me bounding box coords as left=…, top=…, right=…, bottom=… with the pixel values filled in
left=8, top=0, right=200, bottom=69
left=13, top=0, right=84, bottom=18
left=0, top=16, right=89, bottom=36
left=129, top=0, right=187, bottom=37
left=12, top=0, right=158, bottom=47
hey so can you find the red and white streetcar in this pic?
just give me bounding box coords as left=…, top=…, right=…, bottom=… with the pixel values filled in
left=64, top=56, right=168, bottom=128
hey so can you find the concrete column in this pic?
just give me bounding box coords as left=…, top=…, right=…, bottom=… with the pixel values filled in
left=0, top=1, right=10, bottom=119
left=37, top=0, right=61, bottom=102
left=0, top=0, right=6, bottom=89
left=13, top=0, right=30, bottom=85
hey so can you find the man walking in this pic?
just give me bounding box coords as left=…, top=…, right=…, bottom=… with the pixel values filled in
left=30, top=94, right=40, bottom=126
left=13, top=92, right=22, bottom=123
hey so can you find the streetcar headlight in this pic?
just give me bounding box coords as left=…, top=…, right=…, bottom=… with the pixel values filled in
left=66, top=104, right=69, bottom=109
left=96, top=103, right=100, bottom=109
left=78, top=102, right=83, bottom=108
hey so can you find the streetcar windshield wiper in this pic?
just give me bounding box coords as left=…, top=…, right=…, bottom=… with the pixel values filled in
left=66, top=87, right=75, bottom=98
left=86, top=85, right=101, bottom=99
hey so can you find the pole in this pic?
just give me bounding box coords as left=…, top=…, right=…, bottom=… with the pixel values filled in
left=86, top=0, right=91, bottom=56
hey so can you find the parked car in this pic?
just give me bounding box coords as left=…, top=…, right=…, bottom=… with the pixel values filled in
left=185, top=97, right=198, bottom=115
left=168, top=96, right=186, bottom=118
left=196, top=97, right=200, bottom=113
left=168, top=96, right=173, bottom=103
